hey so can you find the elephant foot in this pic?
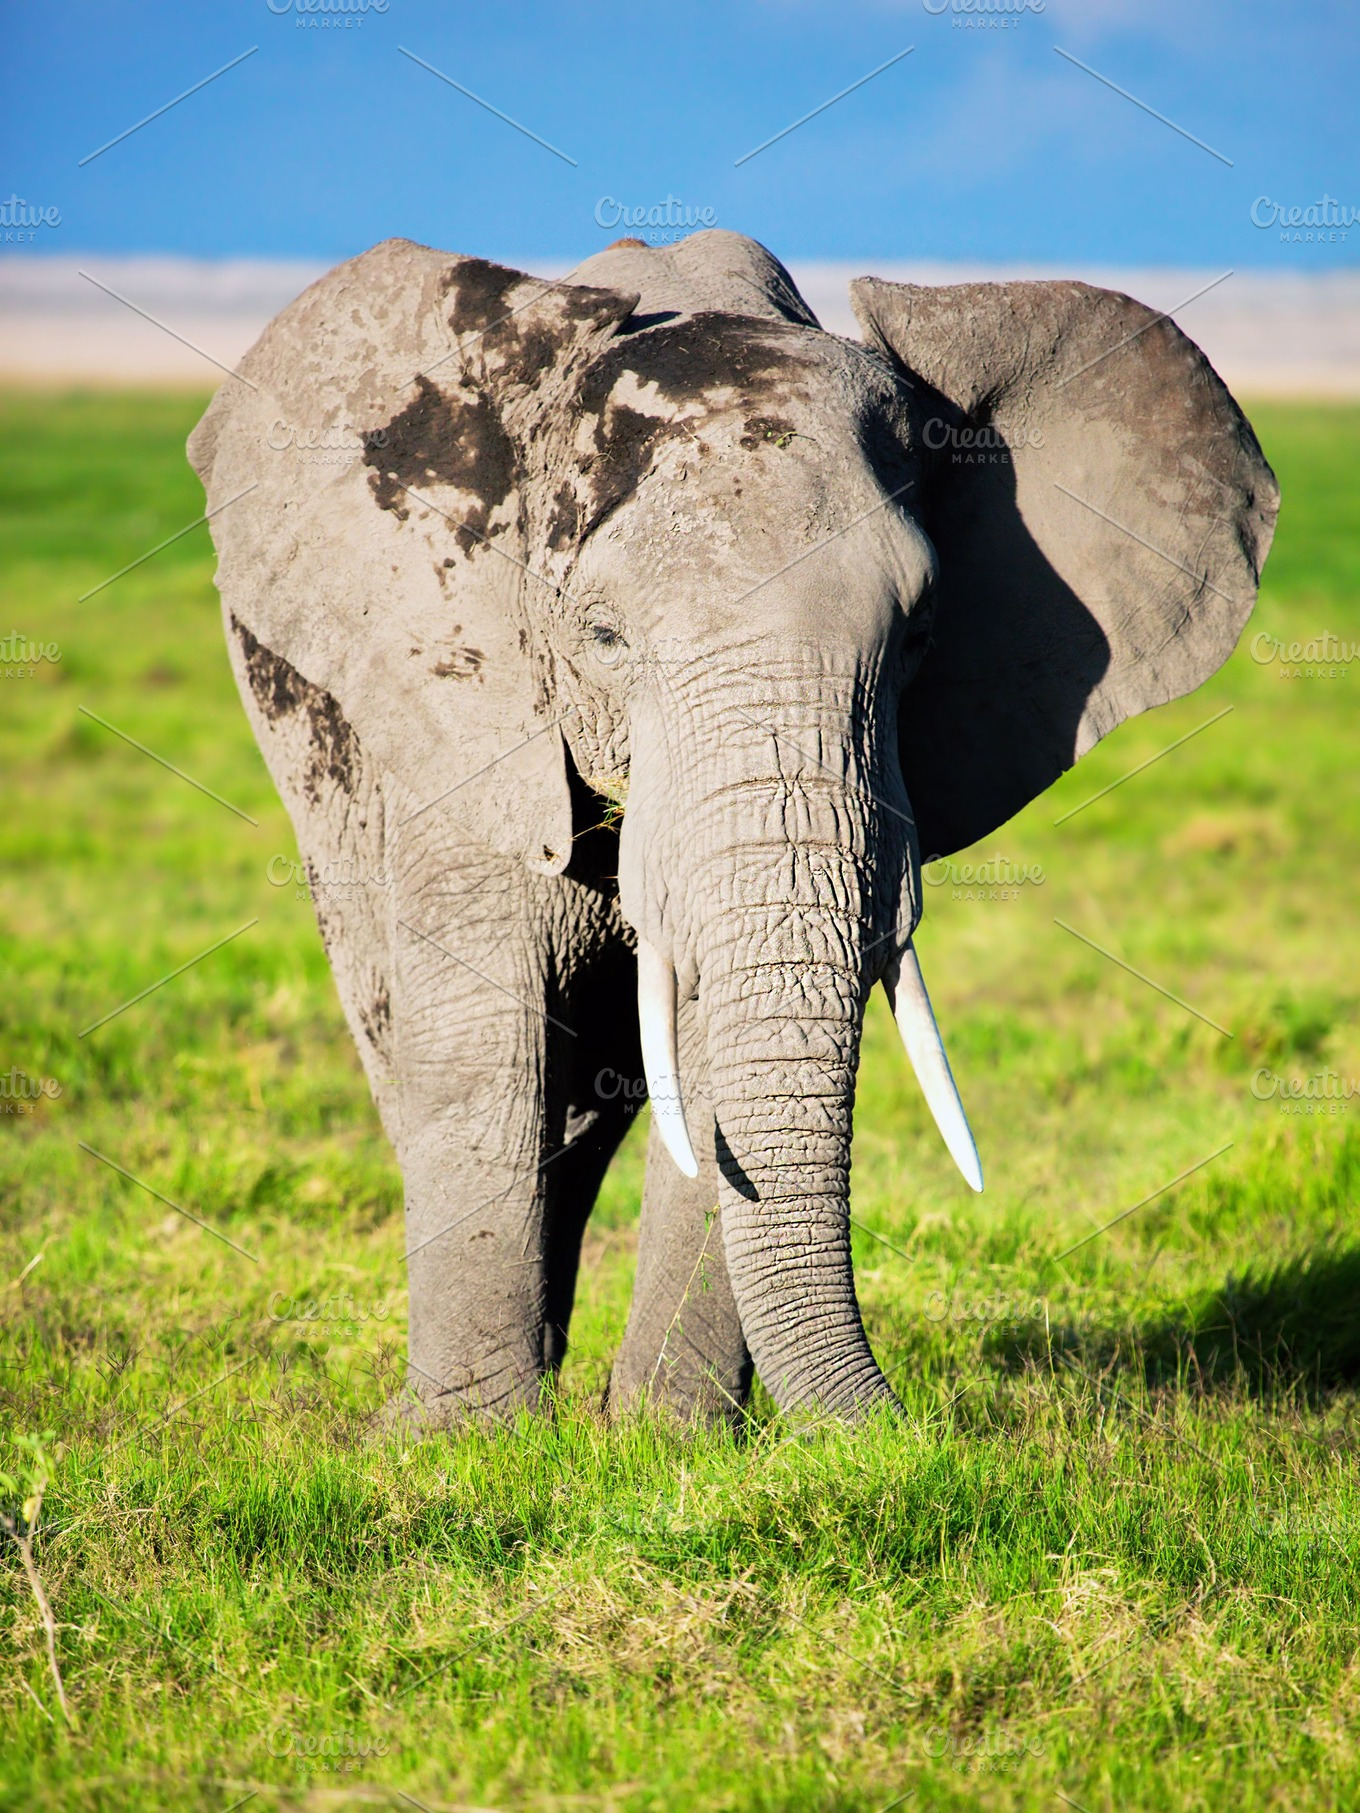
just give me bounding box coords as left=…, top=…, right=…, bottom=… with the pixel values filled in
left=371, top=1365, right=554, bottom=1440
left=606, top=1361, right=753, bottom=1434
left=370, top=1384, right=456, bottom=1441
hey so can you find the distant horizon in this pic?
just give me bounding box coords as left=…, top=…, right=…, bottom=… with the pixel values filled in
left=2, top=221, right=1357, bottom=276
left=4, top=247, right=1357, bottom=394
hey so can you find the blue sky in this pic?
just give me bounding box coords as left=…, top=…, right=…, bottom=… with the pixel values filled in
left=5, top=0, right=1357, bottom=267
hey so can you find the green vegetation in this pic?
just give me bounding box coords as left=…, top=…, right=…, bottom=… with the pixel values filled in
left=1, top=391, right=1358, bottom=1810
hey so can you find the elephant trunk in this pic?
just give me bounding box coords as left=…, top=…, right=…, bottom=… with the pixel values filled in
left=696, top=877, right=898, bottom=1416
left=620, top=653, right=913, bottom=1417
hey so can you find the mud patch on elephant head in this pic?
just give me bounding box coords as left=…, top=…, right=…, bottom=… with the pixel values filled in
left=364, top=374, right=516, bottom=557
left=549, top=313, right=809, bottom=547
left=547, top=398, right=689, bottom=549
left=440, top=258, right=522, bottom=337
left=431, top=646, right=486, bottom=680
left=578, top=402, right=694, bottom=543
left=740, top=413, right=797, bottom=451
left=588, top=312, right=802, bottom=413
left=232, top=613, right=359, bottom=802
left=546, top=478, right=584, bottom=550
left=440, top=258, right=633, bottom=395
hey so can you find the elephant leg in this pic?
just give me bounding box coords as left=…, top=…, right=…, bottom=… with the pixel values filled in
left=390, top=799, right=655, bottom=1421
left=610, top=998, right=752, bottom=1424
left=387, top=823, right=570, bottom=1424
left=229, top=622, right=553, bottom=1419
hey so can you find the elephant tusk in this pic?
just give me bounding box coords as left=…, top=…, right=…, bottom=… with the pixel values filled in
left=636, top=937, right=700, bottom=1179
left=882, top=942, right=984, bottom=1193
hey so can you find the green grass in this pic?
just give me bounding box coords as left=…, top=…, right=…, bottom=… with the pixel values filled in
left=1, top=390, right=1359, bottom=1811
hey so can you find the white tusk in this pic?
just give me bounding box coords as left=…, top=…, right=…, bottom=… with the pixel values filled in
left=636, top=937, right=700, bottom=1179
left=882, top=941, right=984, bottom=1193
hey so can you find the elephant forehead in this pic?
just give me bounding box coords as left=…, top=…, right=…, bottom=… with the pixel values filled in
left=551, top=323, right=899, bottom=556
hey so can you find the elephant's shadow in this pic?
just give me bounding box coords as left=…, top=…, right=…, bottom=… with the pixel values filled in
left=991, top=1241, right=1360, bottom=1405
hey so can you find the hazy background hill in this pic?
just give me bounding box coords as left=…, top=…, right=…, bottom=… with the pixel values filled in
left=4, top=252, right=1359, bottom=393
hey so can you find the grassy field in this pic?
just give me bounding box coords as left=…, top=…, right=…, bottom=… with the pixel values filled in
left=1, top=387, right=1358, bottom=1811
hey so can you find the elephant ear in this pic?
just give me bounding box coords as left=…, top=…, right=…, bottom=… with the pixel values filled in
left=851, top=277, right=1279, bottom=858
left=188, top=238, right=637, bottom=874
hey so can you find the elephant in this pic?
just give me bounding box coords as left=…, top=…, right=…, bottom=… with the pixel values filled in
left=188, top=229, right=1277, bottom=1424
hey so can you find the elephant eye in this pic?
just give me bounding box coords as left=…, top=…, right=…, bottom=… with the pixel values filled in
left=587, top=623, right=627, bottom=666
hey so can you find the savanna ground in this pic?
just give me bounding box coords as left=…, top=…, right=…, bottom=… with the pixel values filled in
left=1, top=389, right=1358, bottom=1812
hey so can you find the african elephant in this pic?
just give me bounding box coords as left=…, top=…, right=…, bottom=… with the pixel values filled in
left=188, top=229, right=1276, bottom=1423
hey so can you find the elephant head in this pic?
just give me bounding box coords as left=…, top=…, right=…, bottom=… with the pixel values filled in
left=190, top=230, right=1276, bottom=1417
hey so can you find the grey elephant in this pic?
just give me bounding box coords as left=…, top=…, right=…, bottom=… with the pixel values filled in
left=188, top=229, right=1276, bottom=1423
